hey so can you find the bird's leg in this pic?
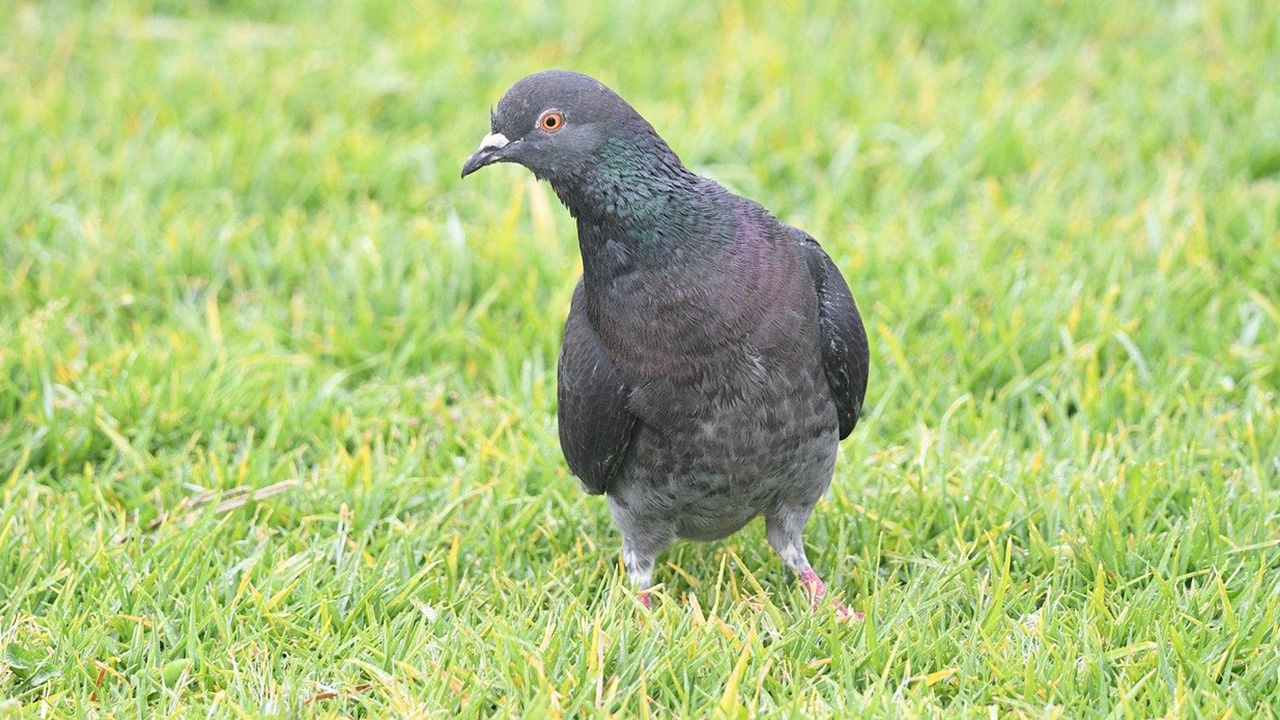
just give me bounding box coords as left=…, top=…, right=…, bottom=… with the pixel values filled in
left=767, top=527, right=826, bottom=610
left=622, top=542, right=657, bottom=608
left=610, top=495, right=675, bottom=610
left=766, top=509, right=861, bottom=621
left=620, top=531, right=674, bottom=610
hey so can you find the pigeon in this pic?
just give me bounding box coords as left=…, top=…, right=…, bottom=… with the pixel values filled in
left=462, top=70, right=869, bottom=617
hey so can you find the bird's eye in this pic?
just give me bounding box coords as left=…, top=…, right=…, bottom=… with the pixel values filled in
left=539, top=110, right=565, bottom=132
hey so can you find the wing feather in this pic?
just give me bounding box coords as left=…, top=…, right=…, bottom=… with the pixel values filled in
left=791, top=227, right=870, bottom=439
left=556, top=280, right=637, bottom=493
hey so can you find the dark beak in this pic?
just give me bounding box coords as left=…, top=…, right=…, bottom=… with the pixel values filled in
left=460, top=132, right=511, bottom=178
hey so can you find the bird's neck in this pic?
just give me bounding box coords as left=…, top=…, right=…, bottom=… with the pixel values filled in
left=551, top=135, right=722, bottom=287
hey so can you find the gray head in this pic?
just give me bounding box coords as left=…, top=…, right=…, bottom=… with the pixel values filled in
left=461, top=71, right=679, bottom=188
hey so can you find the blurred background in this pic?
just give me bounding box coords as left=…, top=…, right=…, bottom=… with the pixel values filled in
left=1, top=0, right=1277, bottom=715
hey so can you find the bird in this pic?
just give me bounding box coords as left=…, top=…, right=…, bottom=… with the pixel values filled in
left=462, top=70, right=869, bottom=618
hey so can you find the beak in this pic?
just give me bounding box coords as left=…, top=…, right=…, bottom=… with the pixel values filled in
left=460, top=132, right=511, bottom=178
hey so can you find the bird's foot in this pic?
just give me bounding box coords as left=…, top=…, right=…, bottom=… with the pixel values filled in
left=834, top=604, right=865, bottom=623
left=798, top=567, right=827, bottom=608
left=799, top=567, right=863, bottom=622
left=637, top=590, right=652, bottom=609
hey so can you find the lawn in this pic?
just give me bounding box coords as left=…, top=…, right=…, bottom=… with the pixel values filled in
left=1, top=0, right=1278, bottom=716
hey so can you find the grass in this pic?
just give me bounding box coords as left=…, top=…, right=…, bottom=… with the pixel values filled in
left=1, top=0, right=1278, bottom=716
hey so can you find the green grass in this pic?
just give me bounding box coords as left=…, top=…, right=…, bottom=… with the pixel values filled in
left=1, top=0, right=1279, bottom=716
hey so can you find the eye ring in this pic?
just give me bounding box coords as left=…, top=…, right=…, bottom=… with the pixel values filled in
left=539, top=110, right=565, bottom=133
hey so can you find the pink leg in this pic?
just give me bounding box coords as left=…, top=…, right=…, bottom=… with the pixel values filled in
left=765, top=510, right=861, bottom=621
left=637, top=591, right=652, bottom=609
left=799, top=567, right=863, bottom=622
left=799, top=567, right=827, bottom=609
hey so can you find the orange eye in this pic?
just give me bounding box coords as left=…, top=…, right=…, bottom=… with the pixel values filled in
left=539, top=110, right=564, bottom=132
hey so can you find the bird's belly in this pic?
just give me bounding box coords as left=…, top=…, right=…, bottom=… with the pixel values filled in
left=609, top=371, right=840, bottom=541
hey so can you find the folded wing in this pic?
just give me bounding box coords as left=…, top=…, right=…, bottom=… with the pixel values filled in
left=792, top=227, right=870, bottom=439
left=557, top=280, right=638, bottom=493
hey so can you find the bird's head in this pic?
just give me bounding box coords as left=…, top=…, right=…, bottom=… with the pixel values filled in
left=461, top=70, right=676, bottom=191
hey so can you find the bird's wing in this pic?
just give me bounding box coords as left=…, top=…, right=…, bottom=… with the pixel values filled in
left=557, top=279, right=638, bottom=494
left=790, top=227, right=870, bottom=439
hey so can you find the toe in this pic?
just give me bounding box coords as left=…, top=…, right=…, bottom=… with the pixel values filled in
left=835, top=605, right=864, bottom=623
